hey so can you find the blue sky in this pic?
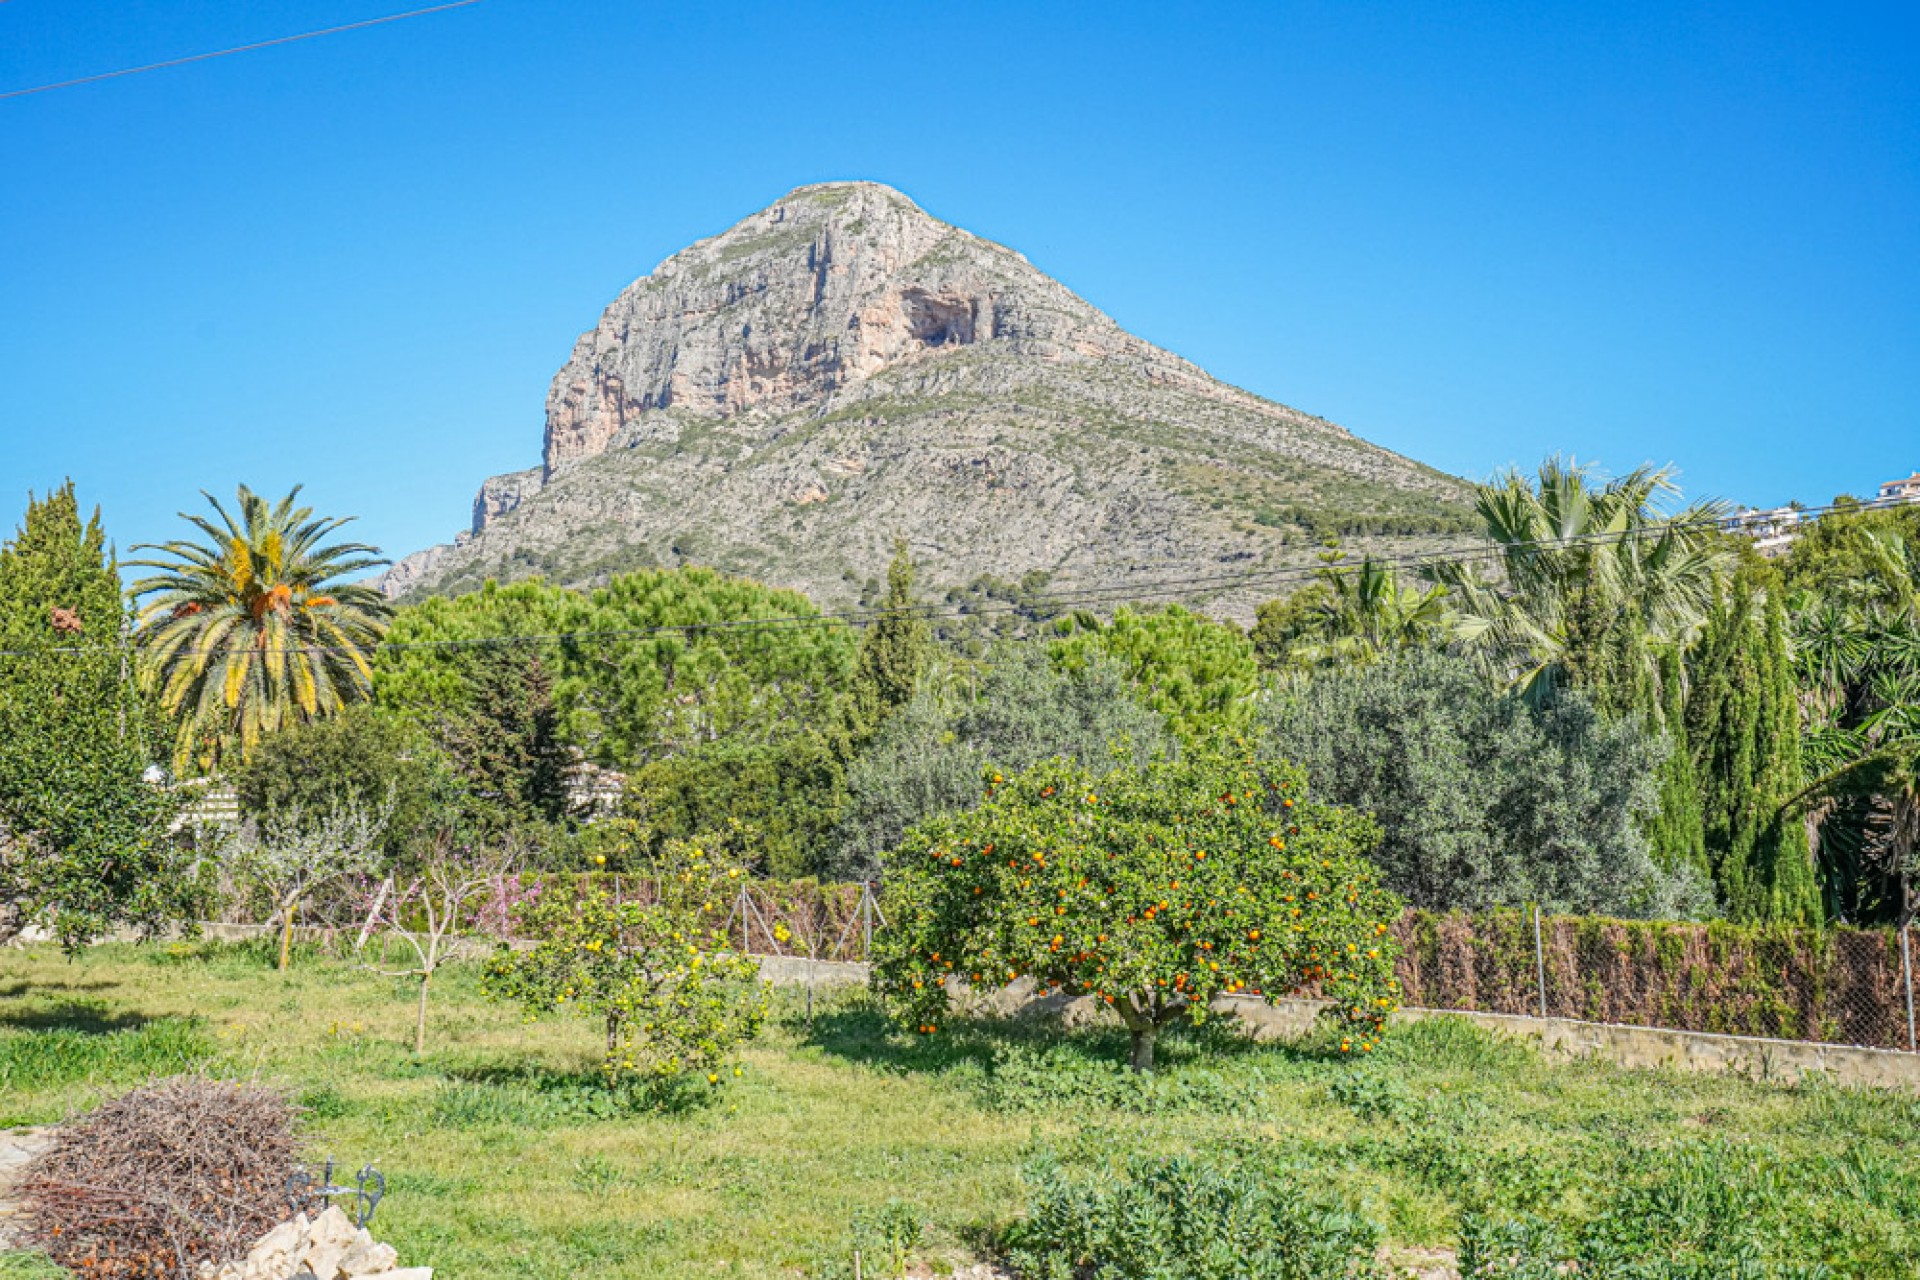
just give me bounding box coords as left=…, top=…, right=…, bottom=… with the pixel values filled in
left=2, top=1, right=1915, bottom=567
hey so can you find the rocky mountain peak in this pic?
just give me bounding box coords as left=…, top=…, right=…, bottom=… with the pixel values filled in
left=541, top=180, right=1142, bottom=478
left=382, top=182, right=1470, bottom=612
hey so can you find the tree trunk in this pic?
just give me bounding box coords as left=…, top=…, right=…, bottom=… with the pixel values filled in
left=1128, top=1023, right=1157, bottom=1073
left=413, top=966, right=432, bottom=1054
left=277, top=896, right=297, bottom=971
left=604, top=1012, right=623, bottom=1085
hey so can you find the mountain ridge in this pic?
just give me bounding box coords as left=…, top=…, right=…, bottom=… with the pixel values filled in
left=383, top=181, right=1473, bottom=615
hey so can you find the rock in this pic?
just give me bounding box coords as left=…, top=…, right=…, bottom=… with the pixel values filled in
left=338, top=1240, right=399, bottom=1276
left=380, top=181, right=1470, bottom=618
left=375, top=1269, right=433, bottom=1280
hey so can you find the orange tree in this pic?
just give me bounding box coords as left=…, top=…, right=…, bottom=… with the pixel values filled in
left=872, top=750, right=1402, bottom=1071
left=483, top=839, right=769, bottom=1096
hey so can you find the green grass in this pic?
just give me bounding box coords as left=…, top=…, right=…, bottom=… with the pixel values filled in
left=1, top=943, right=1916, bottom=1277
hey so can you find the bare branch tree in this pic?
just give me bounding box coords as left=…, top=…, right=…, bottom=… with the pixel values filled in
left=215, top=798, right=390, bottom=969
left=364, top=834, right=523, bottom=1053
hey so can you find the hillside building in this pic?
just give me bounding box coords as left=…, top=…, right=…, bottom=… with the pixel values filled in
left=1718, top=505, right=1803, bottom=557
left=1877, top=472, right=1920, bottom=505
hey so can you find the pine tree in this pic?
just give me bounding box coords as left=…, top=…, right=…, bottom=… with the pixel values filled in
left=852, top=540, right=930, bottom=729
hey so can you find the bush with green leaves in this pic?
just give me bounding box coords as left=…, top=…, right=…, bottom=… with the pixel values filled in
left=1261, top=650, right=1710, bottom=917
left=1458, top=1138, right=1837, bottom=1279
left=482, top=839, right=769, bottom=1096
left=873, top=750, right=1400, bottom=1071
left=624, top=728, right=850, bottom=878
left=233, top=704, right=452, bottom=858
left=832, top=645, right=1170, bottom=880
left=1005, top=1150, right=1384, bottom=1280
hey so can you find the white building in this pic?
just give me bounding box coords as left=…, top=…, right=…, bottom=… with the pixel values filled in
left=1718, top=505, right=1803, bottom=557
left=1876, top=472, right=1920, bottom=505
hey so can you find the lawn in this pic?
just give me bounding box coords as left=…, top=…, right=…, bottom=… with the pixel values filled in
left=2, top=941, right=1918, bottom=1278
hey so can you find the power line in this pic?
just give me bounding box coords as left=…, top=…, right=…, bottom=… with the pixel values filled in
left=0, top=0, right=482, bottom=102
left=6, top=499, right=1884, bottom=661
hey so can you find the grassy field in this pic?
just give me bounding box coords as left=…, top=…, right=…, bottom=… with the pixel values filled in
left=3, top=941, right=1919, bottom=1279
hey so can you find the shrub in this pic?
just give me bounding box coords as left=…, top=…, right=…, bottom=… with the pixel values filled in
left=1005, top=1151, right=1384, bottom=1279
left=872, top=751, right=1401, bottom=1071
left=482, top=839, right=770, bottom=1096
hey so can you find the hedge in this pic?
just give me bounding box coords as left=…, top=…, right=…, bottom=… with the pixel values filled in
left=1393, top=909, right=1916, bottom=1051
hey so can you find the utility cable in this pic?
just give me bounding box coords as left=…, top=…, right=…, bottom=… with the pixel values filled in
left=2, top=497, right=1885, bottom=661
left=0, top=1, right=482, bottom=102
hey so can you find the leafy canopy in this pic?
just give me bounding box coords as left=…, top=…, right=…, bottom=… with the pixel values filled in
left=873, top=751, right=1401, bottom=1071
left=1050, top=605, right=1260, bottom=743
left=378, top=568, right=857, bottom=768
left=833, top=644, right=1172, bottom=881
left=1262, top=650, right=1709, bottom=918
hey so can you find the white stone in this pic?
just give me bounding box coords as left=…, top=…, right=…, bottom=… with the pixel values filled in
left=339, top=1241, right=399, bottom=1276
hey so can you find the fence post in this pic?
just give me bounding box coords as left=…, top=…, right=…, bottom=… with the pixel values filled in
left=1902, top=922, right=1916, bottom=1053
left=1533, top=904, right=1548, bottom=1019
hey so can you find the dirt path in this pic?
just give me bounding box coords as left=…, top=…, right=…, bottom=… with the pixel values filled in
left=0, top=1127, right=55, bottom=1250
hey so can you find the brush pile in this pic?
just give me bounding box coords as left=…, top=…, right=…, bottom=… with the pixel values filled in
left=19, top=1076, right=304, bottom=1280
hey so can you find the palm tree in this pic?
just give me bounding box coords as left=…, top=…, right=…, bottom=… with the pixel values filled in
left=129, top=486, right=391, bottom=771
left=1287, top=553, right=1448, bottom=669
left=1424, top=457, right=1732, bottom=709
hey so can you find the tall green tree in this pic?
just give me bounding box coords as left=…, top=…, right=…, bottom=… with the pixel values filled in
left=1426, top=458, right=1736, bottom=879
left=378, top=569, right=857, bottom=769
left=1261, top=650, right=1709, bottom=918
left=129, top=486, right=390, bottom=771
left=1783, top=506, right=1920, bottom=923
left=852, top=539, right=931, bottom=728
left=1682, top=567, right=1820, bottom=924
left=0, top=484, right=193, bottom=947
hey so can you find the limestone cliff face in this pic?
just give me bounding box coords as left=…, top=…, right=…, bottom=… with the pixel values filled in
left=386, top=181, right=1471, bottom=616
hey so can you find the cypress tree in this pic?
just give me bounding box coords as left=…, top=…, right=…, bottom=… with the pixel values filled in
left=1685, top=566, right=1820, bottom=924
left=1646, top=647, right=1709, bottom=883
left=852, top=539, right=930, bottom=729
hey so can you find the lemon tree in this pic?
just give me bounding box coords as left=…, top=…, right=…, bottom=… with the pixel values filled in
left=873, top=751, right=1402, bottom=1071
left=483, top=839, right=769, bottom=1093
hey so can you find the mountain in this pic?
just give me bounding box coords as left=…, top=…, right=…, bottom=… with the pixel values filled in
left=383, top=181, right=1473, bottom=616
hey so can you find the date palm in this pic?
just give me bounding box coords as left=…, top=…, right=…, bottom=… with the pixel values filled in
left=1424, top=457, right=1732, bottom=708
left=129, top=486, right=390, bottom=771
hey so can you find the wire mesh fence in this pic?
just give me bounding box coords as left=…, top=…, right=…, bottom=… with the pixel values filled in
left=199, top=875, right=1920, bottom=1055
left=1393, top=908, right=1919, bottom=1053
left=702, top=884, right=1920, bottom=1056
